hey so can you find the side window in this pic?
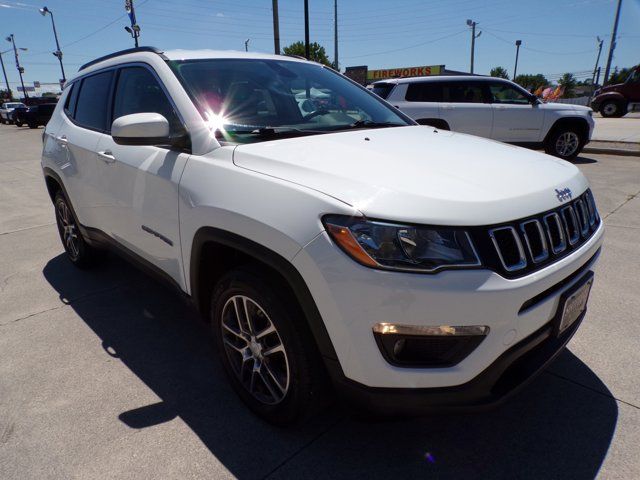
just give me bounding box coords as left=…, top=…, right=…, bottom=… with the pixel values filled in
left=113, top=67, right=181, bottom=131
left=405, top=83, right=442, bottom=102
left=64, top=83, right=80, bottom=118
left=442, top=82, right=485, bottom=103
left=75, top=71, right=114, bottom=131
left=489, top=83, right=530, bottom=104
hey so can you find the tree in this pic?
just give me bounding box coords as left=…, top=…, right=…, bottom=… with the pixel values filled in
left=606, top=66, right=634, bottom=85
left=490, top=66, right=509, bottom=79
left=282, top=41, right=332, bottom=67
left=513, top=74, right=548, bottom=91
left=558, top=73, right=577, bottom=98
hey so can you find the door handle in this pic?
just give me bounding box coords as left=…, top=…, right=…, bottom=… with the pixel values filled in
left=495, top=105, right=507, bottom=110
left=98, top=150, right=116, bottom=164
left=441, top=105, right=454, bottom=110
left=55, top=135, right=68, bottom=146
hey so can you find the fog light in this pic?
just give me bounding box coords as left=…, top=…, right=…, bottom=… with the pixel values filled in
left=373, top=323, right=489, bottom=368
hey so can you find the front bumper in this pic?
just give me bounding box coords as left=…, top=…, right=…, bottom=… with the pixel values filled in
left=292, top=222, right=604, bottom=396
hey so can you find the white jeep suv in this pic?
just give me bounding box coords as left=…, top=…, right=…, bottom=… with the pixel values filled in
left=372, top=76, right=595, bottom=160
left=41, top=48, right=604, bottom=424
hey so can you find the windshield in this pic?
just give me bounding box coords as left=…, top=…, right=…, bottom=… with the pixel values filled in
left=169, top=58, right=410, bottom=143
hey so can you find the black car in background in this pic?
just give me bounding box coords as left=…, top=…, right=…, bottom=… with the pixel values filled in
left=14, top=103, right=57, bottom=128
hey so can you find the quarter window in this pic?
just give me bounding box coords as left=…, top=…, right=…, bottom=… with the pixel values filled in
left=74, top=71, right=114, bottom=131
left=113, top=67, right=181, bottom=131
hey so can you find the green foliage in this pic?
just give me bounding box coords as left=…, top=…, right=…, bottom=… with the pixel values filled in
left=282, top=41, right=332, bottom=67
left=558, top=73, right=577, bottom=98
left=513, top=74, right=548, bottom=91
left=606, top=66, right=634, bottom=85
left=490, top=66, right=509, bottom=79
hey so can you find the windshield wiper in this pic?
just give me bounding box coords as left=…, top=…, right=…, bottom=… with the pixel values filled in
left=217, top=126, right=326, bottom=140
left=348, top=120, right=406, bottom=129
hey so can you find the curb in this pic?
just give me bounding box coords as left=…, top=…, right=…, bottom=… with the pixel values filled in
left=583, top=141, right=640, bottom=157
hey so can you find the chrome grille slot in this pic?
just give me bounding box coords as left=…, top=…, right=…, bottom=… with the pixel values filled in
left=575, top=199, right=590, bottom=237
left=585, top=190, right=597, bottom=226
left=489, top=226, right=527, bottom=272
left=520, top=219, right=549, bottom=263
left=484, top=190, right=600, bottom=278
left=544, top=213, right=567, bottom=254
left=561, top=206, right=580, bottom=245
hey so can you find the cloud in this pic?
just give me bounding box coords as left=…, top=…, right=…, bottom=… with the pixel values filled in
left=216, top=12, right=224, bottom=17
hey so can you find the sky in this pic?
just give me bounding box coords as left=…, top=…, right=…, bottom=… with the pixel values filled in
left=0, top=0, right=638, bottom=90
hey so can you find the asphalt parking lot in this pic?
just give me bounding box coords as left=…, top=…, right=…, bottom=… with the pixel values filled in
left=1, top=124, right=639, bottom=479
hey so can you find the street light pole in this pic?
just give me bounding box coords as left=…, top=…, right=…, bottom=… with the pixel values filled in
left=272, top=0, right=280, bottom=55
left=39, top=6, right=66, bottom=85
left=304, top=0, right=310, bottom=60
left=333, top=0, right=338, bottom=71
left=513, top=40, right=522, bottom=79
left=0, top=50, right=12, bottom=100
left=5, top=35, right=27, bottom=100
left=466, top=19, right=481, bottom=74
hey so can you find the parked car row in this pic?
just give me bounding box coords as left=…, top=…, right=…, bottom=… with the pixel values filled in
left=0, top=101, right=57, bottom=128
left=371, top=76, right=595, bottom=160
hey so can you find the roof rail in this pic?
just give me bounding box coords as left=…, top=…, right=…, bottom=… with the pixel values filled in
left=282, top=54, right=307, bottom=61
left=79, top=46, right=165, bottom=72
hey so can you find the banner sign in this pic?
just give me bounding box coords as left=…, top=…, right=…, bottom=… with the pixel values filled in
left=367, top=65, right=443, bottom=81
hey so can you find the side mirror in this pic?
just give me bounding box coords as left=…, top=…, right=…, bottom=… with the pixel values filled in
left=112, top=113, right=171, bottom=146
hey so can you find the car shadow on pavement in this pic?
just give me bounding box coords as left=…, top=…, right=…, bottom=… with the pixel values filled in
left=43, top=253, right=618, bottom=480
left=572, top=155, right=598, bottom=165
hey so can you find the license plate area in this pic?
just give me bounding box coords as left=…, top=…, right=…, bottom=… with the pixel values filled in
left=554, top=271, right=594, bottom=336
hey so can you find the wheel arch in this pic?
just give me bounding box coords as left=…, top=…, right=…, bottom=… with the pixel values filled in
left=189, top=226, right=339, bottom=363
left=544, top=117, right=590, bottom=145
left=416, top=118, right=450, bottom=130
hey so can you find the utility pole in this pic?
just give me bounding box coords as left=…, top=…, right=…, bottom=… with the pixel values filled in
left=124, top=0, right=141, bottom=48
left=272, top=0, right=280, bottom=54
left=603, top=0, right=622, bottom=84
left=39, top=6, right=66, bottom=86
left=466, top=19, right=481, bottom=74
left=513, top=40, right=522, bottom=79
left=333, top=0, right=338, bottom=70
left=5, top=35, right=27, bottom=100
left=588, top=37, right=605, bottom=103
left=304, top=0, right=310, bottom=60
left=0, top=50, right=11, bottom=100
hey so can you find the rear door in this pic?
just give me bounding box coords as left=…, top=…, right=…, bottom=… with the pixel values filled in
left=436, top=81, right=493, bottom=137
left=390, top=81, right=442, bottom=124
left=488, top=80, right=544, bottom=142
left=55, top=71, right=114, bottom=228
left=94, top=65, right=190, bottom=284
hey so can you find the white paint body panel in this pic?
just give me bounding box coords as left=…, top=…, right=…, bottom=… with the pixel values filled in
left=42, top=50, right=604, bottom=391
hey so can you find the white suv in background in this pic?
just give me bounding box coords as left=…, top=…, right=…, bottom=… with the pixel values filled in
left=372, top=76, right=595, bottom=159
left=42, top=48, right=604, bottom=424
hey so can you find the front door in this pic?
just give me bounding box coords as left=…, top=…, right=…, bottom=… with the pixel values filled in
left=94, top=65, right=190, bottom=286
left=488, top=81, right=544, bottom=143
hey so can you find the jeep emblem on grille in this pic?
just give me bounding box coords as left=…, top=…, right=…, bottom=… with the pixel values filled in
left=555, top=188, right=572, bottom=202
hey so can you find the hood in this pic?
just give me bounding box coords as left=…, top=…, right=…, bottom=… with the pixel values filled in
left=539, top=102, right=591, bottom=113
left=233, top=126, right=588, bottom=226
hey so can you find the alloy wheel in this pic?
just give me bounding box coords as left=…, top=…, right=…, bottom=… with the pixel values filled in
left=220, top=295, right=290, bottom=405
left=555, top=131, right=579, bottom=157
left=56, top=199, right=80, bottom=260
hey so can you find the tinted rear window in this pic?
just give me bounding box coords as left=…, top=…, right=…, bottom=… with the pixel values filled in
left=75, top=71, right=113, bottom=131
left=371, top=83, right=394, bottom=99
left=406, top=82, right=443, bottom=102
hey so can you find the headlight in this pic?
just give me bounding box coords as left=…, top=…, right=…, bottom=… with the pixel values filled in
left=323, top=215, right=481, bottom=273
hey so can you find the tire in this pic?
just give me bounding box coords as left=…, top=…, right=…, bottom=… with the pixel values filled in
left=28, top=123, right=37, bottom=129
left=15, top=120, right=23, bottom=127
left=599, top=100, right=626, bottom=118
left=211, top=267, right=327, bottom=425
left=544, top=127, right=585, bottom=160
left=53, top=191, right=103, bottom=269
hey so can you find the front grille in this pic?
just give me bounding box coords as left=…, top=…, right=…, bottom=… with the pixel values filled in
left=470, top=190, right=600, bottom=278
